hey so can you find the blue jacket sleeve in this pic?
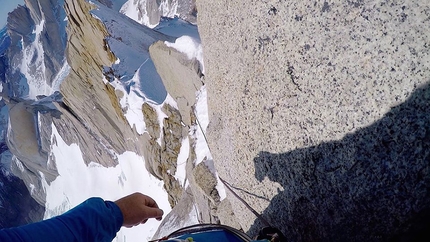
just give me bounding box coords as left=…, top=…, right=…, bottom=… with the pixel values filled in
left=0, top=197, right=124, bottom=242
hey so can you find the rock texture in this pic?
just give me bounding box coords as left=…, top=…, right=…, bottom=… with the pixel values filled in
left=148, top=39, right=228, bottom=225
left=198, top=0, right=430, bottom=241
left=149, top=41, right=203, bottom=126
left=6, top=100, right=58, bottom=205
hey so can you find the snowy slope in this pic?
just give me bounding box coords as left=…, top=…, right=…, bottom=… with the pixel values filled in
left=43, top=124, right=171, bottom=241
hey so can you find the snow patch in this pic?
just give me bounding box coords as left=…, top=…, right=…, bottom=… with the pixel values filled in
left=120, top=0, right=155, bottom=28
left=42, top=124, right=171, bottom=241
left=110, top=77, right=147, bottom=135
left=29, top=183, right=35, bottom=195
left=120, top=0, right=178, bottom=28
left=165, top=36, right=205, bottom=74
left=159, top=0, right=178, bottom=18
left=51, top=60, right=71, bottom=92
left=191, top=86, right=226, bottom=200
left=193, top=86, right=212, bottom=165
left=18, top=19, right=51, bottom=99
left=14, top=158, right=25, bottom=173
left=175, top=137, right=189, bottom=187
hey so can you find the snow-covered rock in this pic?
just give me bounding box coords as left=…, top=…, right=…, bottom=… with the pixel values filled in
left=6, top=0, right=67, bottom=99
left=1, top=0, right=226, bottom=240
left=149, top=40, right=202, bottom=126
left=119, top=0, right=196, bottom=28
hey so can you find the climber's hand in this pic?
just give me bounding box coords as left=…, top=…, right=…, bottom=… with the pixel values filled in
left=115, top=192, right=164, bottom=228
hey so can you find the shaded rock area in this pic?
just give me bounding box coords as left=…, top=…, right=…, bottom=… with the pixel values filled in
left=6, top=99, right=58, bottom=205
left=0, top=163, right=44, bottom=228
left=6, top=0, right=67, bottom=97
left=197, top=0, right=430, bottom=241
left=251, top=85, right=430, bottom=241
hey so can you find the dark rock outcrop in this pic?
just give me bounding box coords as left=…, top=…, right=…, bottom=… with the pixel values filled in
left=0, top=162, right=44, bottom=228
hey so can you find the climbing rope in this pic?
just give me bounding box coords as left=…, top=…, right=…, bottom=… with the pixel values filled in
left=218, top=176, right=271, bottom=228
left=195, top=116, right=272, bottom=228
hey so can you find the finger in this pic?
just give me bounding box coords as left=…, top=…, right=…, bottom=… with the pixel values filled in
left=144, top=195, right=160, bottom=208
left=144, top=207, right=164, bottom=219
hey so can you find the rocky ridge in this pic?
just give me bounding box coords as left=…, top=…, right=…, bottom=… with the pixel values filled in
left=1, top=0, right=227, bottom=233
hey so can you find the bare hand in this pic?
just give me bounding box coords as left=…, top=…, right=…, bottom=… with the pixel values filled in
left=114, top=192, right=164, bottom=228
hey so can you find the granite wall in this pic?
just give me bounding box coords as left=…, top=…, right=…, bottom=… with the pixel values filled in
left=197, top=0, right=430, bottom=241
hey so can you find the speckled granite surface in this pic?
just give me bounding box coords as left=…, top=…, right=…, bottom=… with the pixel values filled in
left=197, top=0, right=430, bottom=240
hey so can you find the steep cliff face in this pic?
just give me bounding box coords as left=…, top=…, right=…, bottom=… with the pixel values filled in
left=198, top=0, right=430, bottom=240
left=60, top=0, right=143, bottom=166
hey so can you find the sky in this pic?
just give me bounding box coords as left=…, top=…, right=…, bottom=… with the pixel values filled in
left=0, top=0, right=25, bottom=28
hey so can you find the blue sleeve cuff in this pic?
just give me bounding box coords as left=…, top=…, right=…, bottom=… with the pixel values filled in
left=105, top=200, right=124, bottom=232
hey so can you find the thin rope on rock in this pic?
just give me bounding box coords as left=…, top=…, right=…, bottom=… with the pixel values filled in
left=218, top=176, right=271, bottom=228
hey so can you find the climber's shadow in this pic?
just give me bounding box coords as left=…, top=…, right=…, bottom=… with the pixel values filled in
left=250, top=84, right=430, bottom=241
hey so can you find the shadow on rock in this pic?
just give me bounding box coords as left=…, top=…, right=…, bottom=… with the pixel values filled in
left=250, top=84, right=430, bottom=242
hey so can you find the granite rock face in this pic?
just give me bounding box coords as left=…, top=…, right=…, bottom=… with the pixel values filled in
left=60, top=0, right=143, bottom=167
left=198, top=0, right=430, bottom=240
left=149, top=41, right=203, bottom=126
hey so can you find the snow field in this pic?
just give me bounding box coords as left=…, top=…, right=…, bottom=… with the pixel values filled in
left=43, top=124, right=171, bottom=241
